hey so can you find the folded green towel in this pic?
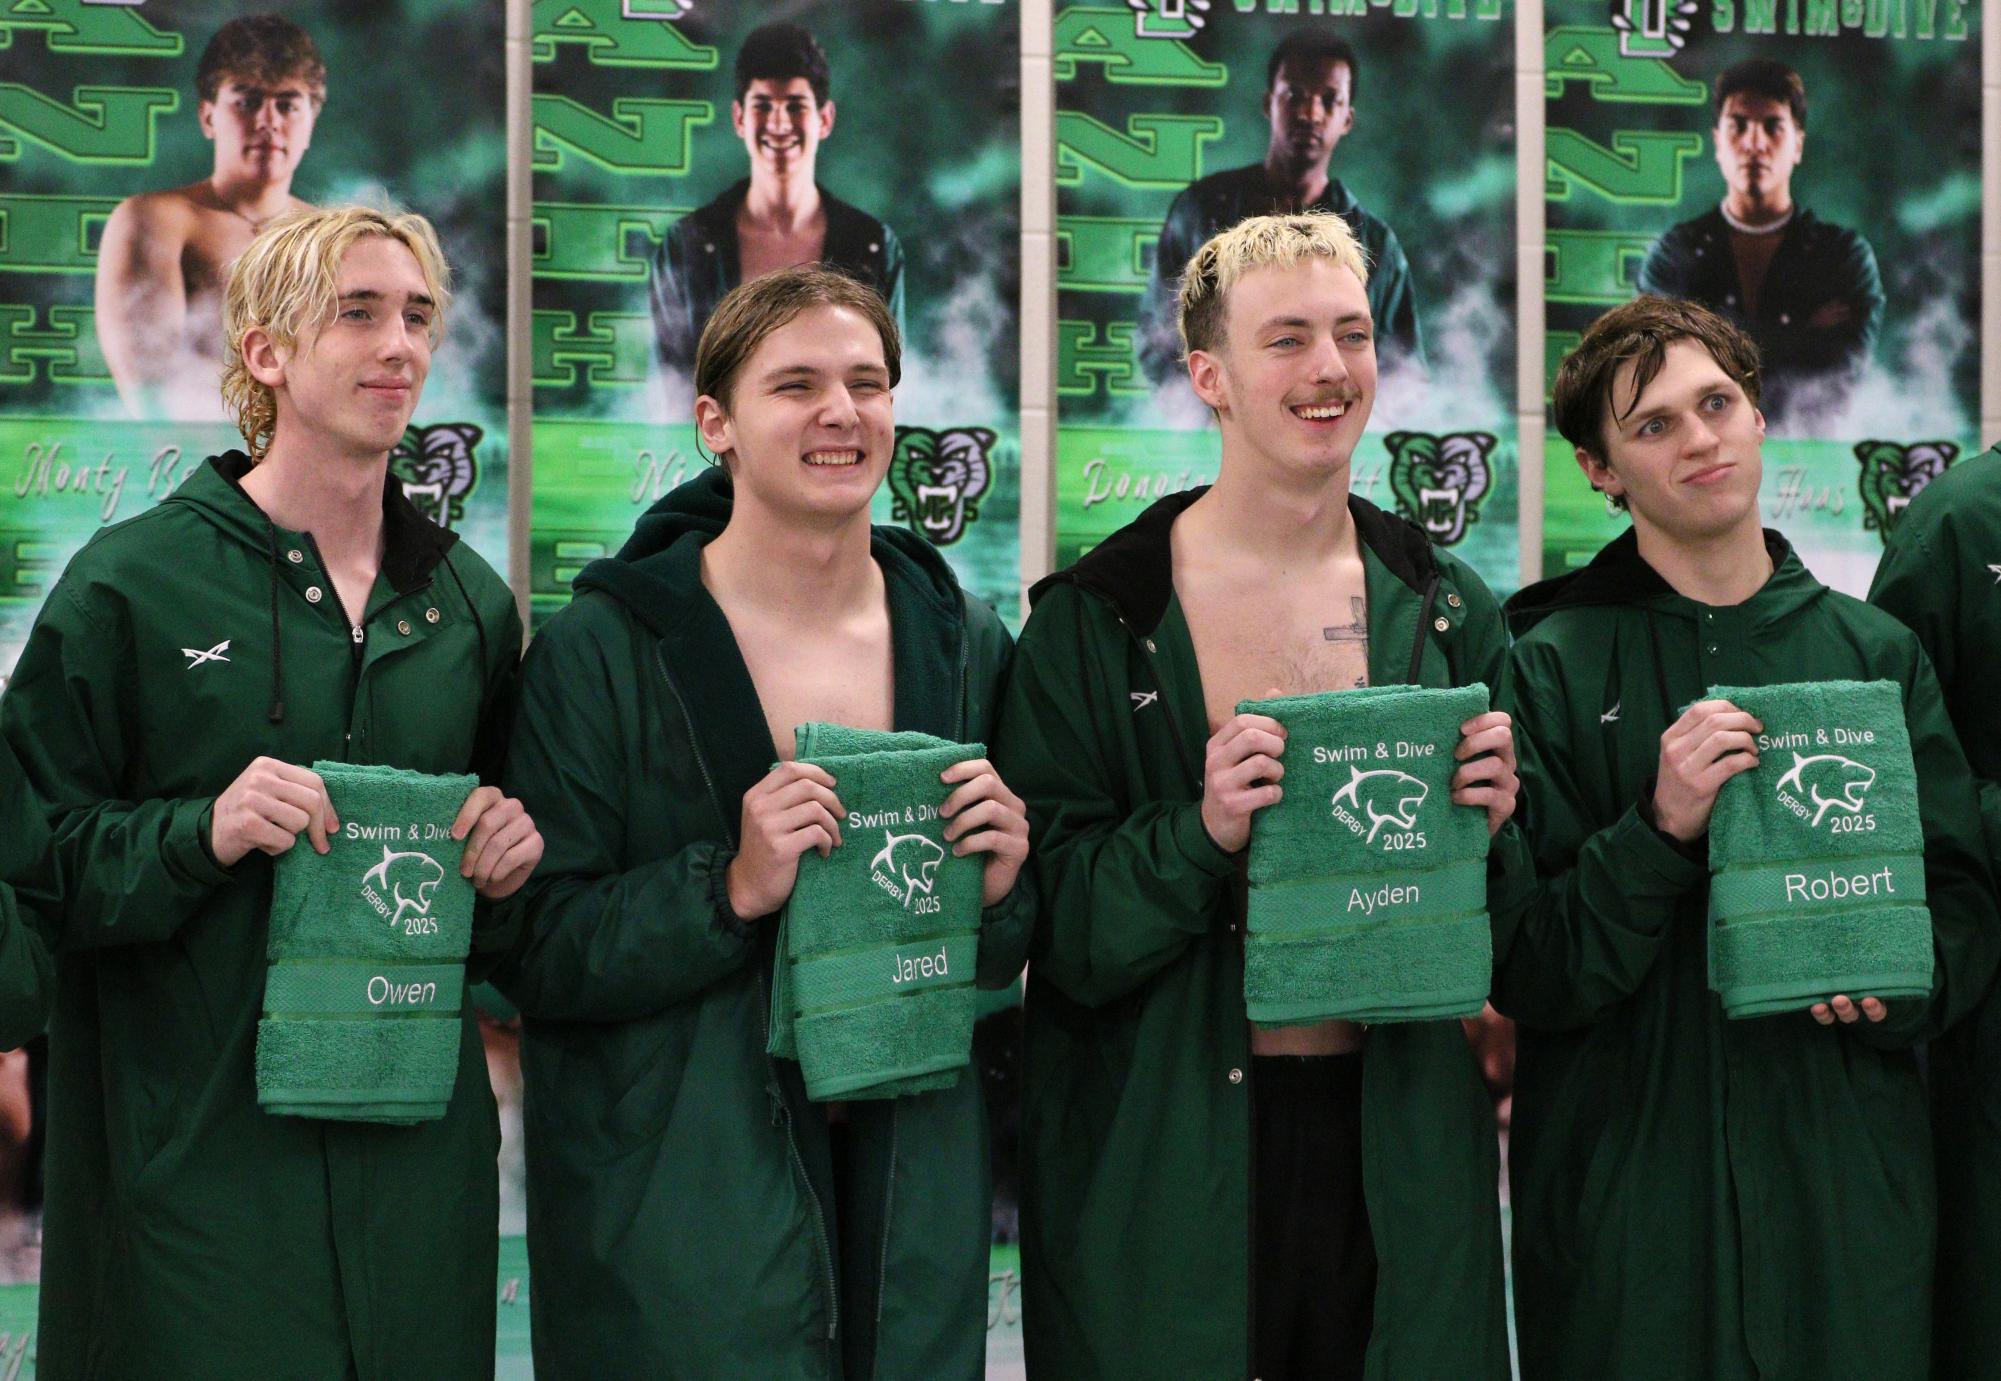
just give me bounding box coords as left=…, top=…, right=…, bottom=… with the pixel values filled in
left=767, top=724, right=984, bottom=1100
left=256, top=762, right=479, bottom=1123
left=1237, top=684, right=1492, bottom=1025
left=1707, top=680, right=1933, bottom=1019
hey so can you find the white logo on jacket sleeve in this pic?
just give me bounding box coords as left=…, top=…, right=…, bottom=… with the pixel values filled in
left=1601, top=700, right=1621, bottom=724
left=182, top=640, right=231, bottom=667
left=1129, top=690, right=1159, bottom=712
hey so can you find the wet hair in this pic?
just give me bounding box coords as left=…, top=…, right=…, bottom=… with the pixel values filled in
left=694, top=264, right=900, bottom=420
left=1266, top=31, right=1359, bottom=106
left=1551, top=295, right=1763, bottom=508
left=735, top=23, right=831, bottom=105
left=222, top=205, right=450, bottom=462
left=1175, top=211, right=1370, bottom=363
left=196, top=14, right=326, bottom=108
left=1714, top=58, right=1806, bottom=130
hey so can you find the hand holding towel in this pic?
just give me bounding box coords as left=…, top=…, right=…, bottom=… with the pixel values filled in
left=256, top=762, right=479, bottom=1123
left=1237, top=684, right=1493, bottom=1025
left=767, top=725, right=985, bottom=1100
left=1706, top=680, right=1932, bottom=1019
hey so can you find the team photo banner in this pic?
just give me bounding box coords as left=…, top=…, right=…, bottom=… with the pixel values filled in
left=1053, top=0, right=1520, bottom=593
left=528, top=0, right=1022, bottom=629
left=1541, top=0, right=1980, bottom=592
left=0, top=0, right=509, bottom=674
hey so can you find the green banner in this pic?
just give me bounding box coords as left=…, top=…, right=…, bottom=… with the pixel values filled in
left=1054, top=1, right=1520, bottom=592
left=527, top=0, right=1021, bottom=629
left=0, top=0, right=510, bottom=674
left=1542, top=0, right=1980, bottom=591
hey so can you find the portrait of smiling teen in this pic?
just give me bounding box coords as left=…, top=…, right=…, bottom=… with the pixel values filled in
left=492, top=265, right=1031, bottom=1379
left=1495, top=294, right=1998, bottom=1381
left=6, top=204, right=538, bottom=1380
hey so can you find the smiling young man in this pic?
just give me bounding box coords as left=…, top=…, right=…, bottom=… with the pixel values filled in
left=648, top=23, right=904, bottom=383
left=9, top=205, right=539, bottom=1379
left=1638, top=60, right=1883, bottom=426
left=96, top=14, right=326, bottom=418
left=1496, top=295, right=1997, bottom=1380
left=1139, top=32, right=1420, bottom=385
left=998, top=213, right=1524, bottom=1380
left=495, top=266, right=1031, bottom=1379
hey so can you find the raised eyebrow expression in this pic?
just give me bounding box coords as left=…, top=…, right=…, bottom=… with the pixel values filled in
left=1625, top=380, right=1736, bottom=434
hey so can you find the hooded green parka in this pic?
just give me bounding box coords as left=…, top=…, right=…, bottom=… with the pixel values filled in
left=994, top=488, right=1530, bottom=1381
left=491, top=467, right=1033, bottom=1380
left=1497, top=527, right=2000, bottom=1381
left=1867, top=445, right=2001, bottom=1380
left=4, top=453, right=521, bottom=1380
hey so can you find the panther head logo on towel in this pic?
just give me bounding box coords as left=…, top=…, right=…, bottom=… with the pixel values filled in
left=1775, top=753, right=1877, bottom=829
left=1330, top=767, right=1430, bottom=846
left=870, top=831, right=947, bottom=909
left=361, top=846, right=447, bottom=930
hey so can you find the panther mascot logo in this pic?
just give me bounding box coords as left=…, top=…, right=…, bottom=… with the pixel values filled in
left=886, top=426, right=995, bottom=546
left=1385, top=431, right=1495, bottom=547
left=1855, top=440, right=1957, bottom=542
left=390, top=423, right=483, bottom=530
left=1775, top=753, right=1877, bottom=829
left=1330, top=767, right=1430, bottom=846
left=361, top=846, right=447, bottom=931
left=870, top=831, right=947, bottom=907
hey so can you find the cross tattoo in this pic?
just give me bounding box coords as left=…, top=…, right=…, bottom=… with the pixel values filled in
left=1323, top=596, right=1367, bottom=643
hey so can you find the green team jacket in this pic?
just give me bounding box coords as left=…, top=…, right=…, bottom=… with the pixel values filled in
left=1497, top=527, right=2000, bottom=1381
left=490, top=467, right=1033, bottom=1380
left=1867, top=445, right=2001, bottom=1381
left=994, top=487, right=1532, bottom=1381
left=5, top=453, right=521, bottom=1380
left=0, top=739, right=56, bottom=1050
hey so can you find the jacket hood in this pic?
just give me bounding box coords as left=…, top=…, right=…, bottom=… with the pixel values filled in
left=573, top=465, right=963, bottom=637
left=1505, top=527, right=1824, bottom=637
left=1033, top=484, right=1440, bottom=635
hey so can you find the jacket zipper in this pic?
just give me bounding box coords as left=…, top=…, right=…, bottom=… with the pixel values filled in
left=654, top=642, right=840, bottom=1346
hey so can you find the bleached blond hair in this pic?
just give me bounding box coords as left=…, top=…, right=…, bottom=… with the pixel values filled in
left=220, top=204, right=451, bottom=461
left=1175, top=211, right=1372, bottom=363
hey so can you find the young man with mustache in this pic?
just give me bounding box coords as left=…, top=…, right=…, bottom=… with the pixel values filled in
left=1497, top=294, right=1995, bottom=1380
left=10, top=205, right=540, bottom=1378
left=495, top=266, right=1031, bottom=1378
left=1139, top=31, right=1421, bottom=385
left=1638, top=60, right=1884, bottom=426
left=648, top=23, right=904, bottom=384
left=96, top=14, right=327, bottom=418
left=997, top=212, right=1523, bottom=1379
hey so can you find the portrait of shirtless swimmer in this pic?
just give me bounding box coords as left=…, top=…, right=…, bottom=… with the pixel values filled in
left=94, top=14, right=325, bottom=419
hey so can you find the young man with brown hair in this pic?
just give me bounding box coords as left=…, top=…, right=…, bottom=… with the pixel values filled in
left=998, top=212, right=1522, bottom=1379
left=96, top=14, right=327, bottom=417
left=11, top=205, right=538, bottom=1379
left=496, top=265, right=1030, bottom=1378
left=1498, top=294, right=1995, bottom=1379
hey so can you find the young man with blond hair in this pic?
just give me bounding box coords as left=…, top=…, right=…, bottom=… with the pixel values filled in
left=9, top=204, right=539, bottom=1378
left=1497, top=295, right=1995, bottom=1379
left=494, top=265, right=1030, bottom=1378
left=96, top=14, right=329, bottom=417
left=996, top=212, right=1525, bottom=1379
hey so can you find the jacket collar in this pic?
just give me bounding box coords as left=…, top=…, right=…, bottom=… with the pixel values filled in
left=1504, top=525, right=1820, bottom=637
left=188, top=450, right=460, bottom=594
left=688, top=179, right=888, bottom=272
left=1033, top=484, right=1440, bottom=635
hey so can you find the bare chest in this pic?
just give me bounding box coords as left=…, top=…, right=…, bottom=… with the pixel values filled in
left=1180, top=587, right=1371, bottom=731
left=734, top=619, right=894, bottom=760
left=1728, top=229, right=1783, bottom=313
left=737, top=223, right=828, bottom=284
